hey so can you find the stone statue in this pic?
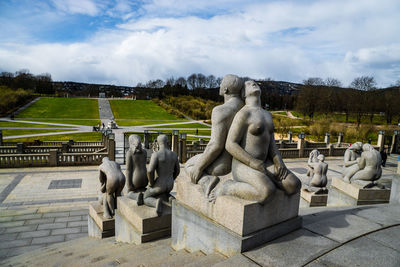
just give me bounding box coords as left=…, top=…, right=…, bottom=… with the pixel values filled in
left=143, top=135, right=180, bottom=215
left=213, top=80, right=301, bottom=204
left=351, top=143, right=383, bottom=187
left=185, top=74, right=244, bottom=197
left=306, top=153, right=328, bottom=194
left=99, top=157, right=126, bottom=219
left=342, top=142, right=362, bottom=183
left=306, top=149, right=320, bottom=179
left=125, top=135, right=148, bottom=204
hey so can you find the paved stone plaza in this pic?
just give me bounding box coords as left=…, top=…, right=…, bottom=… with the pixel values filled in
left=0, top=154, right=399, bottom=265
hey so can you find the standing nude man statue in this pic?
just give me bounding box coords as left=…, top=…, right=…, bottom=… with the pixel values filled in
left=99, top=157, right=126, bottom=219
left=185, top=74, right=244, bottom=197
left=215, top=80, right=301, bottom=204
left=143, top=135, right=180, bottom=215
left=306, top=154, right=328, bottom=194
left=125, top=135, right=148, bottom=204
left=342, top=142, right=362, bottom=183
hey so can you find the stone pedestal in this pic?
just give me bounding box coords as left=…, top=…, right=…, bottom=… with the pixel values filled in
left=171, top=176, right=302, bottom=257
left=300, top=189, right=328, bottom=207
left=115, top=196, right=171, bottom=244
left=390, top=175, right=400, bottom=205
left=88, top=202, right=115, bottom=239
left=328, top=177, right=391, bottom=206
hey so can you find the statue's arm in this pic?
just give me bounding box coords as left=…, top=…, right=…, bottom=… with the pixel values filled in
left=147, top=153, right=157, bottom=187
left=99, top=170, right=106, bottom=193
left=125, top=151, right=134, bottom=190
left=357, top=153, right=366, bottom=169
left=173, top=155, right=180, bottom=180
left=267, top=133, right=289, bottom=178
left=190, top=109, right=228, bottom=182
left=344, top=151, right=357, bottom=167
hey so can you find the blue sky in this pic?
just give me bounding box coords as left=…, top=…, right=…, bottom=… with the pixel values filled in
left=0, top=0, right=399, bottom=87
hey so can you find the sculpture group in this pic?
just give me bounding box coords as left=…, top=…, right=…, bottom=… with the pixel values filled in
left=98, top=134, right=179, bottom=218
left=185, top=75, right=301, bottom=204
left=342, top=142, right=383, bottom=187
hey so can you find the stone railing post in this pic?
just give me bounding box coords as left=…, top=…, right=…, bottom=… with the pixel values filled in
left=108, top=133, right=115, bottom=161
left=17, top=143, right=24, bottom=154
left=337, top=132, right=344, bottom=146
left=377, top=130, right=385, bottom=152
left=62, top=142, right=69, bottom=153
left=297, top=132, right=305, bottom=158
left=324, top=132, right=330, bottom=146
left=179, top=133, right=187, bottom=163
left=391, top=130, right=399, bottom=154
left=172, top=130, right=179, bottom=154
left=49, top=149, right=58, bottom=167
left=288, top=131, right=293, bottom=143
left=328, top=144, right=334, bottom=157
left=144, top=130, right=149, bottom=149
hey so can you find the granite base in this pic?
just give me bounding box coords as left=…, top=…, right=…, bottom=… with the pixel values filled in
left=115, top=196, right=171, bottom=244
left=171, top=200, right=302, bottom=257
left=328, top=177, right=391, bottom=206
left=300, top=189, right=328, bottom=207
left=87, top=202, right=115, bottom=239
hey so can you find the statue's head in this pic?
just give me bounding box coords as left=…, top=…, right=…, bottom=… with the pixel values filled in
left=311, top=149, right=320, bottom=158
left=350, top=142, right=362, bottom=151
left=362, top=143, right=374, bottom=152
left=129, top=134, right=142, bottom=152
left=219, top=74, right=243, bottom=97
left=244, top=80, right=261, bottom=98
left=157, top=134, right=168, bottom=148
left=317, top=154, right=325, bottom=162
left=102, top=157, right=109, bottom=163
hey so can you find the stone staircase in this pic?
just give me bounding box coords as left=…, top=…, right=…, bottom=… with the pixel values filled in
left=1, top=236, right=232, bottom=266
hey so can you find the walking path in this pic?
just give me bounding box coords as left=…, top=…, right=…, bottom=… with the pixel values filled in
left=0, top=155, right=398, bottom=262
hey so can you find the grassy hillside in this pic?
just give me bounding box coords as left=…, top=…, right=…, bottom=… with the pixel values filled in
left=16, top=97, right=99, bottom=119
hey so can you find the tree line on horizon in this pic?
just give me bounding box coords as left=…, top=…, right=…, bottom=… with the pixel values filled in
left=1, top=70, right=400, bottom=124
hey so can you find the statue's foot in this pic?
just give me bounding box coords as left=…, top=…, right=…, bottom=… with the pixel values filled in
left=137, top=192, right=144, bottom=206
left=155, top=199, right=162, bottom=216
left=314, top=188, right=326, bottom=195
left=103, top=212, right=112, bottom=219
left=169, top=195, right=175, bottom=204
left=376, top=183, right=385, bottom=189
left=343, top=177, right=350, bottom=183
left=205, top=176, right=220, bottom=198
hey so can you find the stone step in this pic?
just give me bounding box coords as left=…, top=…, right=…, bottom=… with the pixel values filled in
left=184, top=252, right=227, bottom=266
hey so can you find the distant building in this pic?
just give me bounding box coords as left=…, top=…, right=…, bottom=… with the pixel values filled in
left=99, top=92, right=106, bottom=98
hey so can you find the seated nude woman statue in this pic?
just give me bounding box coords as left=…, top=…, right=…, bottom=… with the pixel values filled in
left=351, top=143, right=382, bottom=186
left=214, top=80, right=301, bottom=204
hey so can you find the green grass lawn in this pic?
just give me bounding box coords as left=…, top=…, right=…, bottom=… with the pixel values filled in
left=21, top=119, right=101, bottom=126
left=2, top=129, right=76, bottom=137
left=16, top=97, right=99, bottom=119
left=0, top=121, right=73, bottom=128
left=116, top=119, right=187, bottom=126
left=5, top=132, right=102, bottom=142
left=150, top=123, right=210, bottom=129
left=110, top=100, right=187, bottom=121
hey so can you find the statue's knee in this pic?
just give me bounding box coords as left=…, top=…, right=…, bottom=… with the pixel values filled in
left=258, top=185, right=276, bottom=204
left=284, top=174, right=301, bottom=195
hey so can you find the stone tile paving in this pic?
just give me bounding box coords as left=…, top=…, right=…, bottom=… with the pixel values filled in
left=0, top=207, right=88, bottom=260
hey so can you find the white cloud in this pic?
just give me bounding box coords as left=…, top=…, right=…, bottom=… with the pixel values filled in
left=50, top=0, right=105, bottom=16
left=0, top=0, right=399, bottom=87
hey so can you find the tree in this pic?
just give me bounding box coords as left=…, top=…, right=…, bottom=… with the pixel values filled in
left=350, top=76, right=376, bottom=91
left=303, top=77, right=325, bottom=86
left=325, top=77, right=342, bottom=87
left=187, top=74, right=197, bottom=90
